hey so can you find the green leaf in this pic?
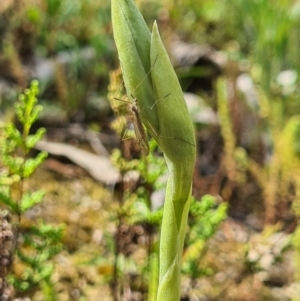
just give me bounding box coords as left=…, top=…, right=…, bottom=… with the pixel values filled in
left=150, top=22, right=196, bottom=164
left=25, top=128, right=46, bottom=149
left=111, top=0, right=159, bottom=135
left=0, top=191, right=18, bottom=211
left=0, top=174, right=21, bottom=185
left=23, top=151, right=47, bottom=178
left=15, top=80, right=40, bottom=135
left=2, top=155, right=24, bottom=175
left=3, top=124, right=23, bottom=150
left=20, top=190, right=45, bottom=212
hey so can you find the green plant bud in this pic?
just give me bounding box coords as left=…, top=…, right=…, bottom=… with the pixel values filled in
left=111, top=0, right=159, bottom=135
left=111, top=1, right=197, bottom=300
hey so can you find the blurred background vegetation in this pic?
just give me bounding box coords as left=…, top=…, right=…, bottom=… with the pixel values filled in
left=1, top=0, right=300, bottom=300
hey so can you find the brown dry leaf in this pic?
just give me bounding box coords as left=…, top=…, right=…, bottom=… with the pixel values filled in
left=36, top=141, right=121, bottom=185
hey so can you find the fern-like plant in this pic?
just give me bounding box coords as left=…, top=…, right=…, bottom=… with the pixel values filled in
left=0, top=80, right=64, bottom=300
